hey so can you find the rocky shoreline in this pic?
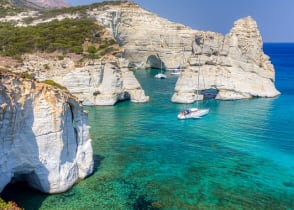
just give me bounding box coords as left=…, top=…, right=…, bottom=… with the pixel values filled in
left=0, top=1, right=281, bottom=197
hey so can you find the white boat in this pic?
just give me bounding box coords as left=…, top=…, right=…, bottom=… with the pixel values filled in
left=154, top=50, right=166, bottom=79
left=177, top=108, right=209, bottom=120
left=167, top=64, right=182, bottom=75
left=177, top=36, right=209, bottom=120
left=154, top=73, right=167, bottom=79
left=170, top=68, right=181, bottom=75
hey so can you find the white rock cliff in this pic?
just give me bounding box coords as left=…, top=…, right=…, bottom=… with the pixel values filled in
left=15, top=54, right=149, bottom=106
left=1, top=2, right=280, bottom=104
left=86, top=3, right=280, bottom=101
left=172, top=17, right=280, bottom=102
left=0, top=69, right=94, bottom=194
left=87, top=3, right=196, bottom=70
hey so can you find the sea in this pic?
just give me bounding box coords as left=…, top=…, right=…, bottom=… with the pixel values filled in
left=2, top=43, right=294, bottom=209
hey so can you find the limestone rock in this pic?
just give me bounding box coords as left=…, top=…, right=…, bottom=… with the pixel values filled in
left=15, top=54, right=149, bottom=105
left=2, top=2, right=280, bottom=102
left=172, top=17, right=280, bottom=102
left=86, top=4, right=279, bottom=101
left=88, top=3, right=195, bottom=69
left=0, top=69, right=93, bottom=194
left=119, top=58, right=150, bottom=103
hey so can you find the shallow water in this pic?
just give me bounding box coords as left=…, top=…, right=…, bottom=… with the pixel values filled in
left=2, top=43, right=294, bottom=209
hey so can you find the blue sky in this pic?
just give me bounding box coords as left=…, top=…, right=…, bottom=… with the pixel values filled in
left=68, top=0, right=293, bottom=43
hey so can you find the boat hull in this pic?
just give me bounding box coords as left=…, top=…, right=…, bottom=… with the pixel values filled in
left=177, top=108, right=209, bottom=120
left=154, top=73, right=167, bottom=79
left=170, top=70, right=181, bottom=75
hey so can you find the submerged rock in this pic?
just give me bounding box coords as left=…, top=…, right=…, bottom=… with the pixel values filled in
left=283, top=181, right=294, bottom=188
left=0, top=69, right=93, bottom=194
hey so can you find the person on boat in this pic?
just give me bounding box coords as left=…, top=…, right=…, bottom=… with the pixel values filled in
left=183, top=109, right=190, bottom=115
left=182, top=108, right=199, bottom=115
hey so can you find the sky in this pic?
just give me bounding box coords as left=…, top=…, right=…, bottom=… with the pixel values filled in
left=68, top=0, right=294, bottom=43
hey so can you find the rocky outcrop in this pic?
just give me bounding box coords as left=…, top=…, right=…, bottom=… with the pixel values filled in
left=0, top=69, right=93, bottom=194
left=88, top=3, right=195, bottom=70
left=86, top=4, right=280, bottom=101
left=57, top=58, right=149, bottom=105
left=0, top=0, right=43, bottom=15
left=172, top=17, right=280, bottom=102
left=1, top=2, right=280, bottom=102
left=27, top=0, right=71, bottom=9
left=15, top=54, right=149, bottom=105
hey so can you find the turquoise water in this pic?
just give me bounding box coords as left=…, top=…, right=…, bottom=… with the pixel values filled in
left=2, top=44, right=294, bottom=209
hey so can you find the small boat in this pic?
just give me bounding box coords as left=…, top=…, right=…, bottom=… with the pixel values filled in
left=170, top=68, right=181, bottom=75
left=154, top=73, right=167, bottom=79
left=154, top=48, right=167, bottom=79
left=177, top=36, right=209, bottom=120
left=167, top=63, right=183, bottom=75
left=177, top=108, right=209, bottom=120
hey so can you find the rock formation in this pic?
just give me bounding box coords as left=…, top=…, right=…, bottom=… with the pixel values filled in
left=27, top=0, right=71, bottom=9
left=15, top=54, right=149, bottom=105
left=86, top=4, right=280, bottom=101
left=0, top=68, right=93, bottom=194
left=172, top=17, right=280, bottom=102
left=87, top=2, right=195, bottom=70
left=57, top=58, right=149, bottom=105
left=1, top=2, right=280, bottom=103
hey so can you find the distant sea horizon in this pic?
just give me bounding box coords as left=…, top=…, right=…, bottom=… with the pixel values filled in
left=1, top=43, right=294, bottom=209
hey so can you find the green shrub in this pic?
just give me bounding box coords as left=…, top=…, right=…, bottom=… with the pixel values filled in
left=43, top=64, right=50, bottom=70
left=83, top=53, right=99, bottom=60
left=0, top=18, right=104, bottom=57
left=70, top=46, right=83, bottom=54
left=87, top=46, right=97, bottom=54
left=31, top=1, right=126, bottom=21
left=43, top=80, right=67, bottom=90
left=0, top=0, right=24, bottom=18
left=57, top=55, right=64, bottom=60
left=21, top=71, right=33, bottom=80
left=0, top=197, right=22, bottom=210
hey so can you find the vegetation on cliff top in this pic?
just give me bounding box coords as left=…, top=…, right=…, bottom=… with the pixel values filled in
left=1, top=69, right=68, bottom=92
left=0, top=0, right=24, bottom=17
left=0, top=18, right=117, bottom=58
left=0, top=0, right=44, bottom=17
left=0, top=0, right=129, bottom=19
left=32, top=0, right=129, bottom=21
left=43, top=80, right=67, bottom=90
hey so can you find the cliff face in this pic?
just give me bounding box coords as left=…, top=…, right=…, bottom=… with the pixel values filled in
left=86, top=3, right=280, bottom=101
left=15, top=54, right=149, bottom=105
left=88, top=3, right=195, bottom=69
left=0, top=69, right=93, bottom=194
left=1, top=2, right=280, bottom=102
left=172, top=17, right=280, bottom=102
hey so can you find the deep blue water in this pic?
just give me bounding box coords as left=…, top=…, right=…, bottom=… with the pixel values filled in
left=2, top=43, right=294, bottom=209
